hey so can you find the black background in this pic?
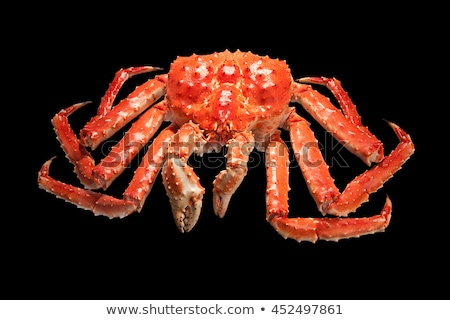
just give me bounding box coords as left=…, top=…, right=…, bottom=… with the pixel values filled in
left=7, top=3, right=447, bottom=300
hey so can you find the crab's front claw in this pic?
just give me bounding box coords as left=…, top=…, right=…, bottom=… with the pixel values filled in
left=212, top=131, right=255, bottom=218
left=162, top=157, right=205, bottom=232
left=213, top=166, right=248, bottom=218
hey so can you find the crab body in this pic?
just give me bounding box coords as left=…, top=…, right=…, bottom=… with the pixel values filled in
left=167, top=51, right=292, bottom=147
left=38, top=50, right=414, bottom=242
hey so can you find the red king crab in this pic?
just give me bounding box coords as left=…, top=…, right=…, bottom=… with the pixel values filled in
left=38, top=50, right=414, bottom=242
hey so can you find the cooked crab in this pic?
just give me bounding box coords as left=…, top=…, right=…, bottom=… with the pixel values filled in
left=38, top=50, right=414, bottom=242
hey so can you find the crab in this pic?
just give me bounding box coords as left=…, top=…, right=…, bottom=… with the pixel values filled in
left=38, top=50, right=414, bottom=242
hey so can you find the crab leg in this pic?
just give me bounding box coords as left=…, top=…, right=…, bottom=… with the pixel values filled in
left=51, top=100, right=169, bottom=189
left=93, top=100, right=169, bottom=189
left=213, top=131, right=255, bottom=218
left=284, top=111, right=414, bottom=216
left=123, top=124, right=177, bottom=210
left=161, top=122, right=208, bottom=232
left=96, top=66, right=162, bottom=117
left=80, top=74, right=167, bottom=150
left=38, top=124, right=177, bottom=218
left=265, top=131, right=392, bottom=242
left=269, top=199, right=392, bottom=243
left=50, top=102, right=99, bottom=189
left=326, top=121, right=414, bottom=215
left=265, top=131, right=290, bottom=215
left=38, top=158, right=136, bottom=218
left=292, top=82, right=383, bottom=165
left=298, top=76, right=362, bottom=126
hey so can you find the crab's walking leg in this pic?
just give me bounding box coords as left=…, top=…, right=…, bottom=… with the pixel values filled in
left=38, top=125, right=177, bottom=218
left=292, top=82, right=383, bottom=165
left=38, top=158, right=136, bottom=217
left=265, top=131, right=392, bottom=242
left=298, top=76, right=362, bottom=126
left=50, top=102, right=98, bottom=189
left=326, top=121, right=414, bottom=215
left=284, top=111, right=414, bottom=216
left=123, top=124, right=177, bottom=210
left=265, top=131, right=290, bottom=216
left=161, top=122, right=208, bottom=232
left=270, top=200, right=392, bottom=243
left=96, top=66, right=162, bottom=117
left=213, top=131, right=255, bottom=218
left=51, top=100, right=169, bottom=189
left=80, top=74, right=167, bottom=150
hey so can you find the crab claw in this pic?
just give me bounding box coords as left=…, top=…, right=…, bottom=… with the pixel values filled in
left=162, top=157, right=205, bottom=232
left=213, top=166, right=248, bottom=218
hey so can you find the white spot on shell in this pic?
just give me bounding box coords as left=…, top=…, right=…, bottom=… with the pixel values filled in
left=219, top=90, right=232, bottom=105
left=133, top=132, right=145, bottom=142
left=249, top=60, right=274, bottom=88
left=118, top=111, right=128, bottom=118
left=222, top=65, right=235, bottom=75
left=195, top=63, right=209, bottom=79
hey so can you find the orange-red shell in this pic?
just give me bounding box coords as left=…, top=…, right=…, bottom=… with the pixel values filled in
left=167, top=50, right=292, bottom=140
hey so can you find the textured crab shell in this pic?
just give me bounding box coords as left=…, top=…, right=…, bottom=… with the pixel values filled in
left=166, top=50, right=293, bottom=140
